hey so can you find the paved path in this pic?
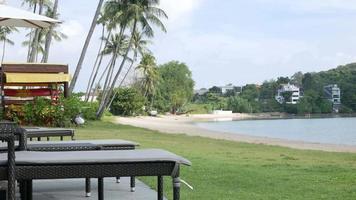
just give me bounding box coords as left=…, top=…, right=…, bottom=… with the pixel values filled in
left=31, top=177, right=165, bottom=200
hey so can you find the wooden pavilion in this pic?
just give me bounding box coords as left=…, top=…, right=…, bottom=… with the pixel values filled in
left=0, top=63, right=70, bottom=112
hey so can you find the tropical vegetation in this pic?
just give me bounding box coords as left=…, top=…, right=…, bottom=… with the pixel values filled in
left=192, top=63, right=356, bottom=115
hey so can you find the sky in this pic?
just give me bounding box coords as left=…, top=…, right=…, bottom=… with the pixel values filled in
left=4, top=0, right=356, bottom=91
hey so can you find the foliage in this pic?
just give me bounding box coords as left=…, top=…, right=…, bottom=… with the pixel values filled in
left=95, top=0, right=168, bottom=118
left=136, top=54, right=159, bottom=108
left=21, top=96, right=79, bottom=127
left=110, top=87, right=146, bottom=116
left=154, top=61, right=195, bottom=114
left=182, top=103, right=213, bottom=114
left=227, top=96, right=252, bottom=113
left=8, top=95, right=97, bottom=127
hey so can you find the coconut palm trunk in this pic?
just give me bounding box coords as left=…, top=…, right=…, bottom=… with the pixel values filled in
left=84, top=26, right=108, bottom=101
left=1, top=40, right=5, bottom=63
left=29, top=0, right=44, bottom=62
left=107, top=52, right=137, bottom=109
left=41, top=0, right=58, bottom=63
left=96, top=20, right=137, bottom=119
left=90, top=59, right=113, bottom=102
left=69, top=0, right=104, bottom=94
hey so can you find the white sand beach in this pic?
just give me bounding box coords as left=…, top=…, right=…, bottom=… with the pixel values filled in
left=115, top=114, right=356, bottom=153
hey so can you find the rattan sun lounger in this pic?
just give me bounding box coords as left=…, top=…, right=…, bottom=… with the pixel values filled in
left=0, top=122, right=191, bottom=200
left=0, top=139, right=140, bottom=196
left=0, top=149, right=191, bottom=200
left=26, top=139, right=140, bottom=196
left=24, top=127, right=75, bottom=141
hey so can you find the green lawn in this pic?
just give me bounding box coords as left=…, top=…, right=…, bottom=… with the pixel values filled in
left=75, top=119, right=356, bottom=200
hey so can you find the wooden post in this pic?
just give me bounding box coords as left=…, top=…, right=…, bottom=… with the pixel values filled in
left=64, top=82, right=69, bottom=98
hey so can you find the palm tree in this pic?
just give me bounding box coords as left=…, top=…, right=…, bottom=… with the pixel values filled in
left=106, top=31, right=151, bottom=108
left=98, top=33, right=130, bottom=107
left=69, top=0, right=105, bottom=94
left=25, top=0, right=52, bottom=62
left=23, top=26, right=67, bottom=62
left=96, top=0, right=167, bottom=119
left=0, top=27, right=17, bottom=62
left=22, top=0, right=52, bottom=61
left=41, top=0, right=59, bottom=63
left=136, top=54, right=158, bottom=104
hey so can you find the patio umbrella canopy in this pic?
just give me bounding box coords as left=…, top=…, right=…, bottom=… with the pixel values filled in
left=0, top=4, right=60, bottom=28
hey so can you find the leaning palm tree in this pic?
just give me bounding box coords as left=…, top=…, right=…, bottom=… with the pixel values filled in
left=41, top=0, right=59, bottom=63
left=0, top=27, right=17, bottom=62
left=106, top=31, right=151, bottom=108
left=69, top=0, right=105, bottom=94
left=96, top=0, right=168, bottom=119
left=98, top=33, right=130, bottom=107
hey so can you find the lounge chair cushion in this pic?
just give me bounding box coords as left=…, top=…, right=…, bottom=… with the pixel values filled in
left=28, top=139, right=139, bottom=147
left=0, top=149, right=191, bottom=166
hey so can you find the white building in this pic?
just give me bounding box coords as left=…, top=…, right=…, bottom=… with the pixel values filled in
left=324, top=84, right=341, bottom=112
left=275, top=84, right=301, bottom=104
left=220, top=84, right=234, bottom=94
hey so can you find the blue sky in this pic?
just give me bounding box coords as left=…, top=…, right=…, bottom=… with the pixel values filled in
left=4, top=0, right=356, bottom=91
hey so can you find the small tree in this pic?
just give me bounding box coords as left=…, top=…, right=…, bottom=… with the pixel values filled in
left=155, top=61, right=194, bottom=114
left=110, top=88, right=145, bottom=116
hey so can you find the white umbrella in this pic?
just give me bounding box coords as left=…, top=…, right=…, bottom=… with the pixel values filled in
left=0, top=4, right=60, bottom=28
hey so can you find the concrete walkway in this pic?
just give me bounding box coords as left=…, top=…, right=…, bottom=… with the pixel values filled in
left=31, top=177, right=165, bottom=200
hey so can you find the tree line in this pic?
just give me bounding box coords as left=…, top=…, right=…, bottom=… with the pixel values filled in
left=193, top=63, right=356, bottom=114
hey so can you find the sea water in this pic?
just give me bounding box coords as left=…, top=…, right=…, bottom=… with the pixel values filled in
left=195, top=117, right=356, bottom=145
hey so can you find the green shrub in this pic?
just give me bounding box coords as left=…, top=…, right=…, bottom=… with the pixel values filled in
left=227, top=96, right=252, bottom=113
left=110, top=87, right=146, bottom=116
left=21, top=95, right=95, bottom=127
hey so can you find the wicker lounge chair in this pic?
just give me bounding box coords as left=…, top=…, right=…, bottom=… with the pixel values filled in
left=0, top=138, right=140, bottom=196
left=24, top=127, right=75, bottom=141
left=0, top=122, right=191, bottom=200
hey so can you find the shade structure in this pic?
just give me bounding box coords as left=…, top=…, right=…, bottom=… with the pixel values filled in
left=0, top=4, right=60, bottom=28
left=5, top=73, right=70, bottom=83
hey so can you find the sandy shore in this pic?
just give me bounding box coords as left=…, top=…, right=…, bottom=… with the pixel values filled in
left=115, top=114, right=356, bottom=153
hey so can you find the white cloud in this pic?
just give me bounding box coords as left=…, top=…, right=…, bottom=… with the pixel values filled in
left=158, top=0, right=202, bottom=30
left=60, top=20, right=85, bottom=37
left=159, top=0, right=201, bottom=21
left=258, top=0, right=356, bottom=12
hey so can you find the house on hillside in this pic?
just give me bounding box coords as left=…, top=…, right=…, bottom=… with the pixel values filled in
left=324, top=84, right=341, bottom=112
left=275, top=83, right=302, bottom=104
left=219, top=84, right=234, bottom=94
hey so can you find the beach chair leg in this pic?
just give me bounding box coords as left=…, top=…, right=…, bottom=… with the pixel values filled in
left=116, top=177, right=120, bottom=183
left=46, top=137, right=50, bottom=141
left=60, top=136, right=63, bottom=141
left=85, top=178, right=91, bottom=197
left=130, top=176, right=136, bottom=192
left=98, top=178, right=104, bottom=200
left=37, top=137, right=41, bottom=141
left=173, top=177, right=180, bottom=200
left=26, top=180, right=33, bottom=200
left=19, top=181, right=26, bottom=200
left=157, top=176, right=163, bottom=200
left=30, top=137, right=32, bottom=141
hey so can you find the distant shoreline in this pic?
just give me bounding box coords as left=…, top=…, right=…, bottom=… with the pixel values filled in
left=115, top=113, right=356, bottom=153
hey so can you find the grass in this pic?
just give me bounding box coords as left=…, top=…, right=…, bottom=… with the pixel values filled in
left=75, top=119, right=356, bottom=200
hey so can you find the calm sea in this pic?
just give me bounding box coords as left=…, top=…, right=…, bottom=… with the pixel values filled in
left=195, top=117, right=356, bottom=145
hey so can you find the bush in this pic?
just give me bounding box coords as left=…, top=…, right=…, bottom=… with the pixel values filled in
left=110, top=87, right=146, bottom=116
left=227, top=96, right=252, bottom=113
left=15, top=95, right=97, bottom=127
